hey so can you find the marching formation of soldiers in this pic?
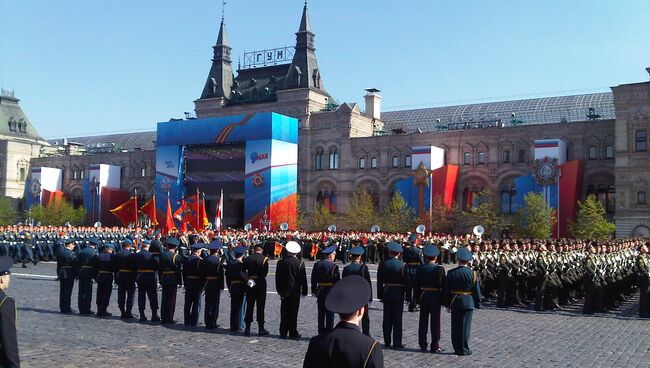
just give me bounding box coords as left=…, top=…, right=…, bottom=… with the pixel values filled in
left=5, top=223, right=647, bottom=357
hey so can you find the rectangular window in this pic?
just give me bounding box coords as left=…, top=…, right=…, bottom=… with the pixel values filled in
left=19, top=168, right=26, bottom=182
left=73, top=171, right=78, bottom=180
left=635, top=130, right=647, bottom=152
left=404, top=155, right=411, bottom=167
left=141, top=167, right=146, bottom=177
left=502, top=150, right=510, bottom=163
left=638, top=191, right=647, bottom=205
left=80, top=170, right=85, bottom=179
left=463, top=152, right=471, bottom=165
left=358, top=158, right=365, bottom=169
left=314, top=153, right=322, bottom=171
left=477, top=151, right=486, bottom=165
left=588, top=146, right=597, bottom=160
left=518, top=149, right=526, bottom=163
left=391, top=156, right=399, bottom=168
left=605, top=145, right=614, bottom=159
left=370, top=157, right=378, bottom=169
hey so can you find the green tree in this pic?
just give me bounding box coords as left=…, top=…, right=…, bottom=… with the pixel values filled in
left=312, top=202, right=335, bottom=230
left=380, top=192, right=416, bottom=233
left=0, top=197, right=17, bottom=225
left=426, top=195, right=458, bottom=234
left=30, top=197, right=87, bottom=226
left=346, top=187, right=377, bottom=230
left=515, top=192, right=555, bottom=239
left=463, top=189, right=504, bottom=238
left=571, top=195, right=616, bottom=240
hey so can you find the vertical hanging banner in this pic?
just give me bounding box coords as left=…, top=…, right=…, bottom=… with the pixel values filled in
left=86, top=164, right=122, bottom=225
left=24, top=167, right=62, bottom=209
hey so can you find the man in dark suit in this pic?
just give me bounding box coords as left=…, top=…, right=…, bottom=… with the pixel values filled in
left=200, top=240, right=225, bottom=329
left=377, top=242, right=409, bottom=349
left=444, top=247, right=481, bottom=356
left=311, top=245, right=340, bottom=334
left=135, top=240, right=160, bottom=322
left=303, top=275, right=383, bottom=368
left=0, top=256, right=20, bottom=368
left=414, top=245, right=446, bottom=353
left=242, top=243, right=270, bottom=336
left=275, top=241, right=308, bottom=339
left=55, top=238, right=77, bottom=314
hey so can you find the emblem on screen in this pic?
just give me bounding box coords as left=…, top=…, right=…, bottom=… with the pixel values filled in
left=250, top=152, right=269, bottom=164
left=252, top=173, right=265, bottom=187
left=160, top=177, right=173, bottom=192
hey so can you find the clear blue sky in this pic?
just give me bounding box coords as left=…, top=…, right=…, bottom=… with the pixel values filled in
left=1, top=0, right=649, bottom=139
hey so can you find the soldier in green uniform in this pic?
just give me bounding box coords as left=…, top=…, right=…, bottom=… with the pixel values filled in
left=377, top=242, right=408, bottom=349
left=637, top=245, right=650, bottom=318
left=200, top=240, right=225, bottom=329
left=311, top=245, right=340, bottom=334
left=403, top=235, right=423, bottom=312
left=0, top=256, right=19, bottom=368
left=159, top=238, right=182, bottom=324
left=55, top=238, right=77, bottom=314
left=414, top=245, right=445, bottom=353
left=183, top=243, right=204, bottom=326
left=77, top=238, right=99, bottom=315
left=243, top=242, right=270, bottom=336
left=444, top=247, right=481, bottom=356
left=94, top=244, right=115, bottom=317
left=342, top=246, right=372, bottom=336
left=226, top=245, right=247, bottom=332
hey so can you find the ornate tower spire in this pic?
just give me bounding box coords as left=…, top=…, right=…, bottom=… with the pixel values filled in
left=200, top=3, right=234, bottom=100
left=284, top=2, right=325, bottom=92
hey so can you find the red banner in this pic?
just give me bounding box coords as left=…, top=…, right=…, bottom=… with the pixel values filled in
left=140, top=195, right=158, bottom=226
left=41, top=189, right=67, bottom=207
left=102, top=187, right=131, bottom=226
left=162, top=195, right=175, bottom=235
left=109, top=195, right=138, bottom=227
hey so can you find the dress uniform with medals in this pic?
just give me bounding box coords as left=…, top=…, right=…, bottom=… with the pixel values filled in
left=135, top=240, right=160, bottom=322
left=311, top=245, right=341, bottom=334
left=403, top=235, right=423, bottom=312
left=183, top=243, right=204, bottom=326
left=94, top=244, right=116, bottom=317
left=303, top=275, right=384, bottom=368
left=55, top=238, right=77, bottom=314
left=242, top=242, right=270, bottom=336
left=159, top=238, right=182, bottom=324
left=0, top=256, right=19, bottom=368
left=114, top=239, right=136, bottom=319
left=377, top=242, right=409, bottom=349
left=226, top=245, right=247, bottom=332
left=342, top=246, right=372, bottom=336
left=443, top=247, right=481, bottom=356
left=77, top=238, right=99, bottom=315
left=275, top=241, right=308, bottom=339
left=200, top=240, right=225, bottom=329
left=414, top=245, right=445, bottom=353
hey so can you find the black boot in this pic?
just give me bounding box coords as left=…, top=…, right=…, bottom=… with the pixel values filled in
left=139, top=311, right=147, bottom=322
left=244, top=323, right=251, bottom=336
left=258, top=322, right=270, bottom=336
left=151, top=310, right=161, bottom=322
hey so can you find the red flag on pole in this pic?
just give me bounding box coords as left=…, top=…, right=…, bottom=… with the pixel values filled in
left=194, top=188, right=200, bottom=231
left=200, top=193, right=209, bottom=231
left=110, top=196, right=138, bottom=227
left=140, top=195, right=158, bottom=226
left=162, top=193, right=175, bottom=235
left=215, top=189, right=223, bottom=234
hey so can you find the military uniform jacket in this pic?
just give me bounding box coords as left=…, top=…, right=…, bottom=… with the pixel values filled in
left=94, top=252, right=115, bottom=283
left=226, top=259, right=247, bottom=296
left=403, top=247, right=423, bottom=267
left=55, top=246, right=77, bottom=280
left=0, top=289, right=19, bottom=368
left=158, top=251, right=182, bottom=286
left=275, top=256, right=308, bottom=299
left=303, top=322, right=383, bottom=368
left=443, top=266, right=481, bottom=310
left=114, top=249, right=136, bottom=283
left=342, top=262, right=373, bottom=301
left=77, top=247, right=98, bottom=279
left=414, top=263, right=446, bottom=306
left=200, top=255, right=225, bottom=291
left=377, top=257, right=409, bottom=301
left=135, top=250, right=158, bottom=284
left=182, top=255, right=202, bottom=288
left=243, top=253, right=269, bottom=284
left=311, top=259, right=340, bottom=299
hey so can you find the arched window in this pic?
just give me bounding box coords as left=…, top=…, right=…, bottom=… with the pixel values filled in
left=517, top=149, right=526, bottom=163
left=323, top=191, right=331, bottom=210
left=328, top=148, right=339, bottom=170
left=462, top=188, right=472, bottom=211
left=502, top=150, right=510, bottom=163
left=500, top=185, right=517, bottom=214
left=463, top=152, right=471, bottom=165
left=330, top=191, right=337, bottom=213
left=316, top=191, right=324, bottom=205
left=404, top=155, right=411, bottom=168
left=314, top=149, right=324, bottom=170
left=71, top=189, right=84, bottom=209
left=391, top=155, right=399, bottom=168
left=358, top=157, right=366, bottom=169
left=477, top=151, right=486, bottom=165
left=606, top=185, right=615, bottom=213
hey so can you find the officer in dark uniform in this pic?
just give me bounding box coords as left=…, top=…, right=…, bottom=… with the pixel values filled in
left=226, top=245, right=247, bottom=332
left=311, top=245, right=341, bottom=334
left=94, top=244, right=116, bottom=317
left=183, top=243, right=204, bottom=326
left=342, top=246, right=372, bottom=336
left=403, top=235, right=423, bottom=312
left=77, top=238, right=99, bottom=315
left=303, top=275, right=384, bottom=368
left=55, top=238, right=77, bottom=314
left=135, top=240, right=160, bottom=322
left=114, top=238, right=136, bottom=319
left=414, top=245, right=445, bottom=353
left=444, top=247, right=481, bottom=356
left=377, top=242, right=409, bottom=349
left=243, top=242, right=270, bottom=336
left=276, top=241, right=308, bottom=339
left=0, top=256, right=20, bottom=368
left=158, top=237, right=182, bottom=324
left=200, top=240, right=225, bottom=329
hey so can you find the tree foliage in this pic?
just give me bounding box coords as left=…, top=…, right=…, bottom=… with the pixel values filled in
left=30, top=197, right=87, bottom=226
left=516, top=192, right=555, bottom=239
left=311, top=202, right=335, bottom=230
left=346, top=187, right=377, bottom=231
left=571, top=195, right=615, bottom=240
left=424, top=195, right=458, bottom=234
left=380, top=192, right=416, bottom=233
left=463, top=189, right=504, bottom=238
left=0, top=197, right=17, bottom=225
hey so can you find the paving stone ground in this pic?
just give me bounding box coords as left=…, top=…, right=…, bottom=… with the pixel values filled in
left=9, top=261, right=650, bottom=368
